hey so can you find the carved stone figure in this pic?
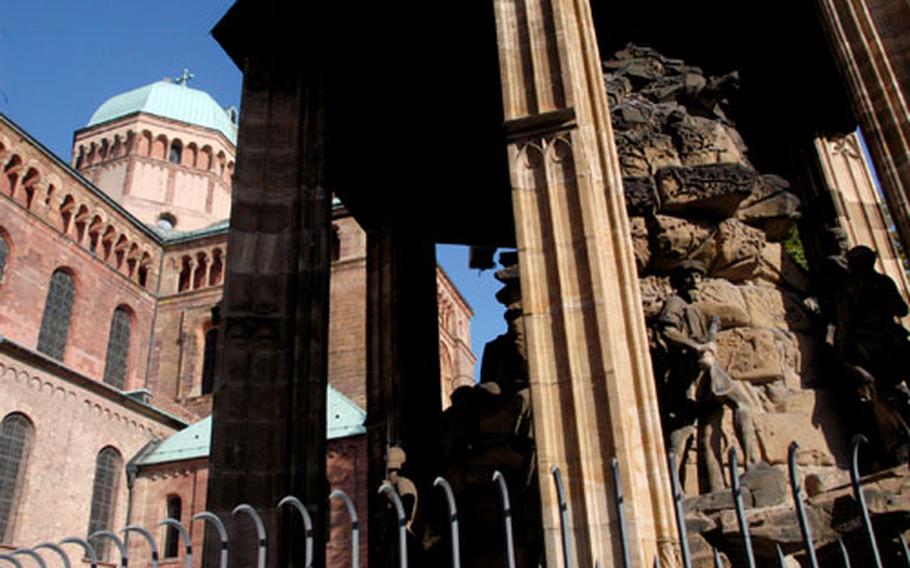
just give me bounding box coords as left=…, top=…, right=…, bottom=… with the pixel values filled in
left=656, top=260, right=760, bottom=492
left=386, top=446, right=418, bottom=533
left=834, top=245, right=910, bottom=463
left=428, top=252, right=542, bottom=568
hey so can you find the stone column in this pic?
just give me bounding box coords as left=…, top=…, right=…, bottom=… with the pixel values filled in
left=366, top=223, right=442, bottom=568
left=815, top=132, right=910, bottom=301
left=492, top=1, right=677, bottom=567
left=816, top=0, right=910, bottom=253
left=205, top=56, right=332, bottom=568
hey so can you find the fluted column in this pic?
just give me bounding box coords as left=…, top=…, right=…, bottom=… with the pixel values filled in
left=493, top=0, right=677, bottom=566
left=815, top=132, right=910, bottom=302
left=816, top=0, right=910, bottom=253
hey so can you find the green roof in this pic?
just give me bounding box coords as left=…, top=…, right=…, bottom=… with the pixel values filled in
left=88, top=80, right=237, bottom=144
left=137, top=385, right=366, bottom=466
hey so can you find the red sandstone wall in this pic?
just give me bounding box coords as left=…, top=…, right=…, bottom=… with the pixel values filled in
left=0, top=347, right=179, bottom=550
left=129, top=459, right=209, bottom=567
left=327, top=216, right=368, bottom=409
left=130, top=437, right=367, bottom=568
left=0, top=195, right=156, bottom=391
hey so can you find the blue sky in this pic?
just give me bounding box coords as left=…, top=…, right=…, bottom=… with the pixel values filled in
left=0, top=1, right=505, bottom=377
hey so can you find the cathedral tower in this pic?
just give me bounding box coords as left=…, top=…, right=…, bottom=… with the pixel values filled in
left=72, top=75, right=237, bottom=232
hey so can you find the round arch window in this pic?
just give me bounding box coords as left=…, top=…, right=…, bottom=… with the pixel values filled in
left=157, top=213, right=177, bottom=231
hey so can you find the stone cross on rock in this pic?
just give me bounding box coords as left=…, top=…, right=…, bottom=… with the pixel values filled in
left=175, top=68, right=194, bottom=86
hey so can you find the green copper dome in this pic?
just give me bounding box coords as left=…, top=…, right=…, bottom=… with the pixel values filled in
left=87, top=80, right=238, bottom=144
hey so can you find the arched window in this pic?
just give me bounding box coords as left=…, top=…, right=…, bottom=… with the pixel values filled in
left=102, top=307, right=131, bottom=389
left=208, top=249, right=223, bottom=286
left=0, top=413, right=33, bottom=543
left=0, top=235, right=8, bottom=282
left=157, top=212, right=177, bottom=231
left=87, top=447, right=122, bottom=559
left=193, top=253, right=208, bottom=289
left=169, top=141, right=182, bottom=165
left=37, top=269, right=75, bottom=360
left=178, top=256, right=192, bottom=292
left=163, top=495, right=182, bottom=558
left=201, top=327, right=218, bottom=395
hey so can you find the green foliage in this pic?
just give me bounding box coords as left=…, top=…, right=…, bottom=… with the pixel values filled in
left=784, top=225, right=808, bottom=270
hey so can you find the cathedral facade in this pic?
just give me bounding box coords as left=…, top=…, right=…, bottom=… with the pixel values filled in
left=0, top=78, right=474, bottom=565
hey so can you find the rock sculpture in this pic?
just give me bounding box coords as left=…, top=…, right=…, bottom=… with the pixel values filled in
left=655, top=260, right=760, bottom=492
left=603, top=45, right=824, bottom=497
left=600, top=43, right=910, bottom=564
left=833, top=245, right=910, bottom=464
left=428, top=252, right=542, bottom=568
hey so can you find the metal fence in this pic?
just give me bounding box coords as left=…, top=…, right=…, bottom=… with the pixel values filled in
left=1, top=435, right=906, bottom=568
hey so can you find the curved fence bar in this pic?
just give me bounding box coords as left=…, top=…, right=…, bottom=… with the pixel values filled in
left=192, top=512, right=228, bottom=568
left=837, top=537, right=852, bottom=568
left=0, top=554, right=24, bottom=568
left=776, top=544, right=787, bottom=568
left=849, top=435, right=883, bottom=568
left=667, top=452, right=693, bottom=568
left=728, top=448, right=756, bottom=568
left=433, top=476, right=461, bottom=568
left=492, top=471, right=516, bottom=568
left=122, top=526, right=159, bottom=568
left=13, top=549, right=46, bottom=568
left=89, top=530, right=128, bottom=568
left=232, top=504, right=267, bottom=568
left=60, top=537, right=98, bottom=568
left=378, top=482, right=408, bottom=568
left=900, top=534, right=910, bottom=568
left=609, top=458, right=633, bottom=568
left=788, top=442, right=819, bottom=568
left=550, top=465, right=576, bottom=568
left=329, top=490, right=360, bottom=568
left=34, top=543, right=72, bottom=568
left=278, top=496, right=314, bottom=568
left=159, top=518, right=192, bottom=568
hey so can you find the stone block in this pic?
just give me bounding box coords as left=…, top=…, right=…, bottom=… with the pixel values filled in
left=640, top=73, right=707, bottom=103
left=715, top=327, right=788, bottom=383
left=605, top=74, right=632, bottom=107
left=623, top=176, right=659, bottom=216
left=711, top=219, right=766, bottom=282
left=649, top=214, right=715, bottom=272
left=639, top=275, right=671, bottom=320
left=694, top=278, right=751, bottom=328
left=615, top=128, right=682, bottom=177
left=615, top=131, right=652, bottom=177
left=670, top=115, right=747, bottom=167
left=656, top=164, right=756, bottom=219
left=740, top=284, right=813, bottom=333
left=630, top=216, right=651, bottom=272
left=753, top=411, right=836, bottom=466
left=757, top=242, right=810, bottom=292
left=736, top=175, right=801, bottom=241
left=740, top=463, right=787, bottom=507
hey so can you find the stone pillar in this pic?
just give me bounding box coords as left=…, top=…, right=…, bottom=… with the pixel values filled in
left=492, top=1, right=677, bottom=566
left=815, top=132, right=910, bottom=301
left=205, top=56, right=332, bottom=568
left=816, top=0, right=910, bottom=253
left=366, top=223, right=442, bottom=568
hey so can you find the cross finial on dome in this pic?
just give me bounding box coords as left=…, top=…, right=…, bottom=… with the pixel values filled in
left=175, top=68, right=195, bottom=86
